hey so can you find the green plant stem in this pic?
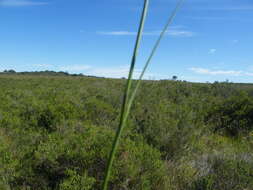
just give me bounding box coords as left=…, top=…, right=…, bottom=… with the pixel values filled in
left=102, top=1, right=149, bottom=189
left=128, top=0, right=185, bottom=110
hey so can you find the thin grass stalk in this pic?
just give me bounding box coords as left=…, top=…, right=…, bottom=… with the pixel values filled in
left=128, top=0, right=185, bottom=109
left=102, top=1, right=149, bottom=189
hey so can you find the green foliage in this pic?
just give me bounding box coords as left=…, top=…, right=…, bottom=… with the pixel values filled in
left=0, top=75, right=253, bottom=189
left=207, top=92, right=253, bottom=136
left=84, top=97, right=116, bottom=126
left=7, top=123, right=168, bottom=190
left=191, top=157, right=253, bottom=190
left=59, top=170, right=95, bottom=190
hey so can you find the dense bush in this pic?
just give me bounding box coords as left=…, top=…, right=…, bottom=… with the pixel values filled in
left=5, top=124, right=168, bottom=190
left=0, top=75, right=253, bottom=189
left=206, top=92, right=253, bottom=137
left=191, top=156, right=253, bottom=190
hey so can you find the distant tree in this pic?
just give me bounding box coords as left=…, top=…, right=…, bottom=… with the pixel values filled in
left=58, top=71, right=69, bottom=76
left=8, top=69, right=16, bottom=73
left=3, top=69, right=16, bottom=73
left=172, top=76, right=178, bottom=80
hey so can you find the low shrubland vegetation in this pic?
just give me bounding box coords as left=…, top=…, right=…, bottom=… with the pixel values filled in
left=0, top=74, right=253, bottom=189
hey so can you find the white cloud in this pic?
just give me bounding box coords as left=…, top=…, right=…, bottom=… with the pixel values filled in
left=189, top=67, right=243, bottom=76
left=89, top=65, right=136, bottom=78
left=97, top=29, right=194, bottom=37
left=189, top=65, right=253, bottom=77
left=97, top=31, right=136, bottom=36
left=88, top=66, right=157, bottom=79
left=0, top=0, right=48, bottom=7
left=245, top=72, right=253, bottom=76
left=208, top=49, right=216, bottom=54
left=166, top=30, right=194, bottom=37
left=211, top=6, right=253, bottom=11
left=33, top=64, right=53, bottom=69
left=58, top=64, right=157, bottom=79
left=59, top=65, right=91, bottom=72
left=187, top=16, right=228, bottom=20
left=248, top=66, right=253, bottom=71
left=191, top=5, right=253, bottom=11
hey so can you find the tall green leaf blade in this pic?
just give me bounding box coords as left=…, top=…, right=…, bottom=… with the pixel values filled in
left=102, top=1, right=149, bottom=189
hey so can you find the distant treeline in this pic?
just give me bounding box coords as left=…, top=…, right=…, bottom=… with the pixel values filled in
left=0, top=69, right=103, bottom=78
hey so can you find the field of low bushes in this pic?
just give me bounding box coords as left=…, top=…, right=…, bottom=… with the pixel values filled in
left=0, top=74, right=253, bottom=190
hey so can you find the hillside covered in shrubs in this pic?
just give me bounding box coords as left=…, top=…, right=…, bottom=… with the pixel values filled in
left=0, top=74, right=253, bottom=190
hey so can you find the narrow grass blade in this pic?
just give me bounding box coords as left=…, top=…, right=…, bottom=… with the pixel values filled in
left=102, top=1, right=149, bottom=189
left=127, top=0, right=185, bottom=112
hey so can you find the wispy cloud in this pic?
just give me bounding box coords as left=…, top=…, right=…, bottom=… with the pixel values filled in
left=210, top=6, right=253, bottom=11
left=187, top=16, right=223, bottom=20
left=186, top=16, right=252, bottom=22
left=189, top=67, right=244, bottom=76
left=88, top=66, right=159, bottom=79
left=166, top=30, right=194, bottom=37
left=97, top=29, right=194, bottom=37
left=189, top=5, right=253, bottom=12
left=59, top=65, right=92, bottom=72
left=33, top=64, right=53, bottom=68
left=186, top=16, right=239, bottom=21
left=58, top=64, right=157, bottom=79
left=245, top=72, right=253, bottom=76
left=88, top=65, right=139, bottom=78
left=0, top=0, right=48, bottom=7
left=97, top=31, right=136, bottom=36
left=208, top=49, right=216, bottom=54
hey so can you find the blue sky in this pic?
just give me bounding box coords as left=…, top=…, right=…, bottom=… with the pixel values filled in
left=0, top=0, right=253, bottom=83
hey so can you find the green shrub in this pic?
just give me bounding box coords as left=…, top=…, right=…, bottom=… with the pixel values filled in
left=59, top=170, right=95, bottom=190
left=207, top=92, right=253, bottom=137
left=191, top=157, right=253, bottom=190
left=9, top=123, right=168, bottom=190
left=1, top=75, right=253, bottom=189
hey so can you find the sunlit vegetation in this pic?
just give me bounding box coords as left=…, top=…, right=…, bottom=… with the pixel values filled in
left=0, top=73, right=253, bottom=189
